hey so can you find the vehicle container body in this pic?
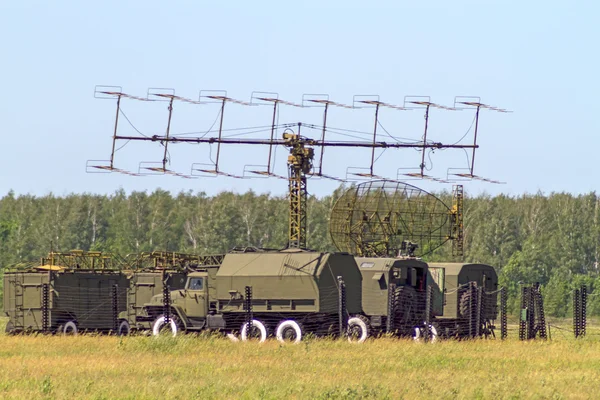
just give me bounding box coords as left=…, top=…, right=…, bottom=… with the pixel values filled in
left=143, top=250, right=363, bottom=337
left=3, top=269, right=129, bottom=333
left=355, top=257, right=430, bottom=333
left=427, top=263, right=498, bottom=320
left=121, top=271, right=188, bottom=329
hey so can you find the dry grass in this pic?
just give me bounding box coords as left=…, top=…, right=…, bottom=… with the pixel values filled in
left=1, top=316, right=600, bottom=399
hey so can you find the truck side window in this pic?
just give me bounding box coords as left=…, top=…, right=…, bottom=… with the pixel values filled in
left=188, top=278, right=204, bottom=290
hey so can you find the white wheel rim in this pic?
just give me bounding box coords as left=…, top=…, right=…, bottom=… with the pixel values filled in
left=119, top=321, right=130, bottom=335
left=347, top=317, right=368, bottom=343
left=64, top=321, right=77, bottom=335
left=240, top=320, right=267, bottom=343
left=152, top=316, right=178, bottom=337
left=413, top=324, right=438, bottom=342
left=276, top=320, right=302, bottom=344
left=413, top=327, right=421, bottom=341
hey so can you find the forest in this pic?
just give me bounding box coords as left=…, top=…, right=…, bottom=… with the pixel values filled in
left=1, top=187, right=600, bottom=317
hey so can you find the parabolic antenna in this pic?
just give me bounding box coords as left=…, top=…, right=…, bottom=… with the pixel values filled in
left=330, top=180, right=455, bottom=258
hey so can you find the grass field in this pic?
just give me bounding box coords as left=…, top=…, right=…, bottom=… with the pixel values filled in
left=1, top=317, right=600, bottom=399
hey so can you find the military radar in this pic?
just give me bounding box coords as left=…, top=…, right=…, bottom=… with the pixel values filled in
left=89, top=88, right=504, bottom=250
left=330, top=180, right=464, bottom=258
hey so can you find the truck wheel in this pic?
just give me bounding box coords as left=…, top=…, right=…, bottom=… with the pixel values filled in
left=4, top=321, right=14, bottom=335
left=413, top=323, right=439, bottom=343
left=347, top=316, right=369, bottom=343
left=152, top=315, right=179, bottom=337
left=276, top=320, right=302, bottom=344
left=118, top=320, right=131, bottom=336
left=62, top=321, right=78, bottom=336
left=240, top=319, right=267, bottom=343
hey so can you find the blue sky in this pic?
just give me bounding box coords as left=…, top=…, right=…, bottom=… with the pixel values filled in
left=1, top=1, right=597, bottom=198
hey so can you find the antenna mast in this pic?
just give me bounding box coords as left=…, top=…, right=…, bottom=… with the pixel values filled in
left=89, top=87, right=507, bottom=253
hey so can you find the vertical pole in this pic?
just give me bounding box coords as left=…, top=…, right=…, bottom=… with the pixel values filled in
left=338, top=276, right=347, bottom=338
left=581, top=285, right=587, bottom=337
left=468, top=282, right=476, bottom=338
left=420, top=104, right=431, bottom=177
left=42, top=283, right=49, bottom=333
left=500, top=287, right=507, bottom=340
left=527, top=286, right=535, bottom=339
left=109, top=94, right=122, bottom=169
left=162, top=97, right=175, bottom=171
left=245, top=286, right=253, bottom=335
left=163, top=271, right=171, bottom=325
left=476, top=286, right=483, bottom=338
left=535, top=284, right=547, bottom=340
left=470, top=105, right=481, bottom=175
left=214, top=98, right=226, bottom=173
left=573, top=288, right=580, bottom=339
left=386, top=282, right=397, bottom=334
left=370, top=103, right=380, bottom=176
left=519, top=286, right=527, bottom=341
left=424, top=285, right=433, bottom=342
left=112, top=284, right=119, bottom=333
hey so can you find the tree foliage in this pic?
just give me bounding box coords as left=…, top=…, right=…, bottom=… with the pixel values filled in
left=1, top=188, right=599, bottom=316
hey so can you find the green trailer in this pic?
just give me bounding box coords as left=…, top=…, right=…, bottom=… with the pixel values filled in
left=428, top=262, right=499, bottom=338
left=3, top=267, right=128, bottom=334
left=142, top=249, right=367, bottom=342
left=355, top=257, right=432, bottom=337
left=116, top=270, right=189, bottom=334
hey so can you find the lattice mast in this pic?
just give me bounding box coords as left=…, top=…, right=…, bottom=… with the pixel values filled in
left=450, top=184, right=465, bottom=257
left=284, top=130, right=313, bottom=249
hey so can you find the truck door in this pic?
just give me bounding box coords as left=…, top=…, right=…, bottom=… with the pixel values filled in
left=184, top=275, right=208, bottom=318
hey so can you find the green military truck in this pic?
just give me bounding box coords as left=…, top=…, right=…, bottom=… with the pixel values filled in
left=354, top=257, right=499, bottom=340
left=428, top=262, right=499, bottom=338
left=115, top=250, right=224, bottom=334
left=141, top=250, right=367, bottom=343
left=355, top=257, right=432, bottom=338
left=3, top=266, right=129, bottom=334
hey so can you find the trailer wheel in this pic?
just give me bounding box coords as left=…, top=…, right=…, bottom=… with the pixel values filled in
left=276, top=320, right=302, bottom=344
left=413, top=323, right=439, bottom=343
left=152, top=315, right=179, bottom=337
left=240, top=319, right=267, bottom=343
left=61, top=321, right=78, bottom=336
left=118, top=320, right=131, bottom=336
left=347, top=316, right=369, bottom=343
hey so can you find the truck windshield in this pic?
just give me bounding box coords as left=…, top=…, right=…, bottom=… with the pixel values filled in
left=188, top=277, right=204, bottom=290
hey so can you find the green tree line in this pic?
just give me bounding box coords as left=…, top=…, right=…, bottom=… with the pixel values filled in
left=2, top=188, right=600, bottom=317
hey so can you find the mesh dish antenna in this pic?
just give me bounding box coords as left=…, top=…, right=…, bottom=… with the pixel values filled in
left=330, top=180, right=455, bottom=258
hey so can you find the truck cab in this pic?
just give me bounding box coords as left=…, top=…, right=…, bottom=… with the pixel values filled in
left=142, top=270, right=226, bottom=334
left=179, top=273, right=208, bottom=318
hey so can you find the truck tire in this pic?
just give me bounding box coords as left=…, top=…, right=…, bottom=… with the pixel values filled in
left=347, top=316, right=369, bottom=343
left=393, top=285, right=418, bottom=329
left=4, top=321, right=14, bottom=335
left=413, top=323, right=439, bottom=343
left=152, top=315, right=179, bottom=337
left=275, top=320, right=302, bottom=344
left=240, top=319, right=267, bottom=343
left=118, top=320, right=131, bottom=336
left=61, top=321, right=78, bottom=336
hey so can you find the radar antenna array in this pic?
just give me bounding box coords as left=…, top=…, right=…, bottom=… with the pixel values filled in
left=329, top=180, right=464, bottom=258
left=89, top=86, right=508, bottom=251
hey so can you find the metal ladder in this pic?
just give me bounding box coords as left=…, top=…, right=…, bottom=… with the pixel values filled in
left=13, top=273, right=25, bottom=330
